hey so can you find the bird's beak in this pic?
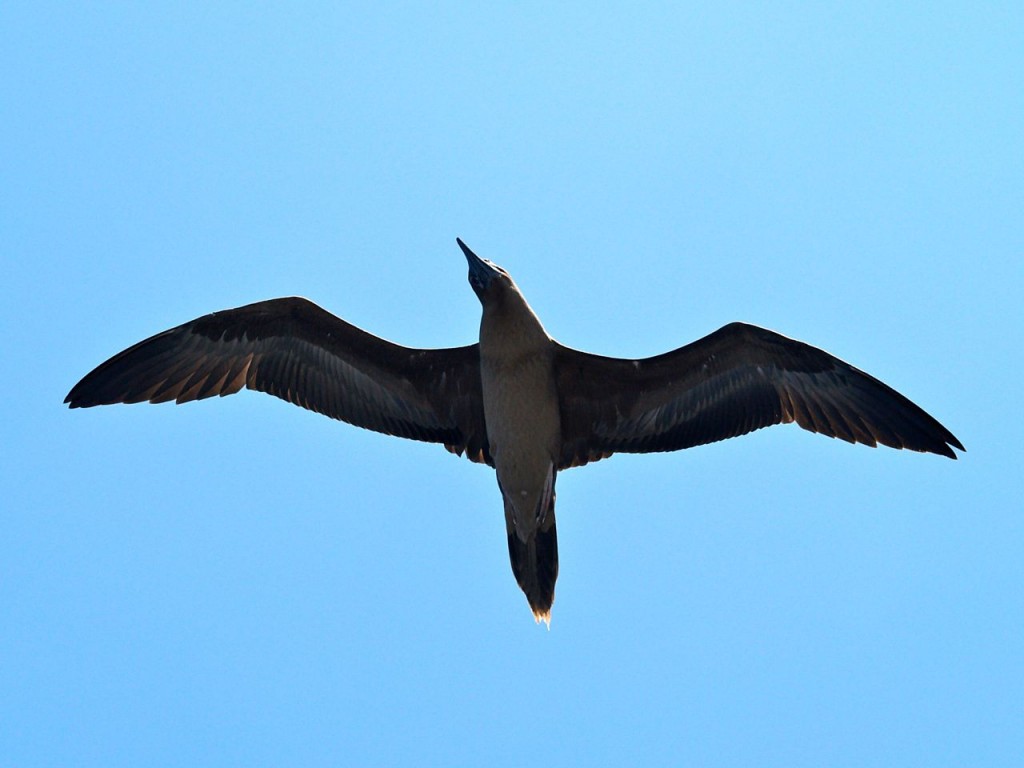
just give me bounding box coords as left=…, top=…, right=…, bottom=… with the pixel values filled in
left=458, top=238, right=497, bottom=292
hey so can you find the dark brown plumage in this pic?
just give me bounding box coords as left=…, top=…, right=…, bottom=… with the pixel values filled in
left=66, top=240, right=964, bottom=622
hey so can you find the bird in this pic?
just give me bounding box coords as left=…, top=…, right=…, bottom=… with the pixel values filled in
left=66, top=239, right=964, bottom=623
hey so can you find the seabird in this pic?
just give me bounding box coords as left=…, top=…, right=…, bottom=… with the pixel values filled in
left=66, top=239, right=964, bottom=623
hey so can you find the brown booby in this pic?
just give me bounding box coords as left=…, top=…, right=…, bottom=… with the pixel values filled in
left=66, top=239, right=964, bottom=623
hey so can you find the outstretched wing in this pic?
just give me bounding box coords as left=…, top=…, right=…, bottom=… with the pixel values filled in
left=555, top=322, right=963, bottom=469
left=66, top=297, right=491, bottom=464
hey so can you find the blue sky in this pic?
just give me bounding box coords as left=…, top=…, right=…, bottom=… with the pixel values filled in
left=3, top=3, right=1021, bottom=766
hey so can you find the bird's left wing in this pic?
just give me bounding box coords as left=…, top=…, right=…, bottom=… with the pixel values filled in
left=554, top=322, right=963, bottom=469
left=66, top=297, right=491, bottom=464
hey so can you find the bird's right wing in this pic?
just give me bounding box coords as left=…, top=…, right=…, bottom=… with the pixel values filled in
left=66, top=297, right=492, bottom=464
left=554, top=322, right=963, bottom=469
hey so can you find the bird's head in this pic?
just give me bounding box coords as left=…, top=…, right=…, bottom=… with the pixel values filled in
left=458, top=238, right=513, bottom=304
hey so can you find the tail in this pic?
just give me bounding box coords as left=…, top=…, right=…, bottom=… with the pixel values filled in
left=505, top=503, right=559, bottom=626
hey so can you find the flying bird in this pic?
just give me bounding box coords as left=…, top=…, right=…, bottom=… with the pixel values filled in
left=66, top=239, right=964, bottom=623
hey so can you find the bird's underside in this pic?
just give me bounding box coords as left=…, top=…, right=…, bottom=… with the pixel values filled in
left=66, top=239, right=964, bottom=623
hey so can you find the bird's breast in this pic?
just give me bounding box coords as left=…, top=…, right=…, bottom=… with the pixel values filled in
left=480, top=351, right=561, bottom=469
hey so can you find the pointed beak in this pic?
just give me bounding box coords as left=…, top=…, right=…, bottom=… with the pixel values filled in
left=457, top=238, right=497, bottom=291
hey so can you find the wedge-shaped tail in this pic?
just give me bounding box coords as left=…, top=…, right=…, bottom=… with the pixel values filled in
left=505, top=502, right=559, bottom=625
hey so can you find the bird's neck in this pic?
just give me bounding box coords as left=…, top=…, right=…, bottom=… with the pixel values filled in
left=479, top=293, right=552, bottom=361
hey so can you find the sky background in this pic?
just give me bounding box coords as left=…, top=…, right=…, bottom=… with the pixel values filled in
left=3, top=3, right=1021, bottom=766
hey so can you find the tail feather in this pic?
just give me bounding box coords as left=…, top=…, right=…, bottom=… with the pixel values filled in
left=506, top=513, right=559, bottom=625
left=499, top=463, right=559, bottom=624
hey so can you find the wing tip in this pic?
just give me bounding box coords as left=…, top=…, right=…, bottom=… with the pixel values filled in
left=941, top=439, right=965, bottom=460
left=917, top=428, right=964, bottom=460
left=887, top=434, right=964, bottom=460
left=64, top=389, right=91, bottom=408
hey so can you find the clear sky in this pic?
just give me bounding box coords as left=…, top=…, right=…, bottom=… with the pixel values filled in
left=3, top=3, right=1021, bottom=766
